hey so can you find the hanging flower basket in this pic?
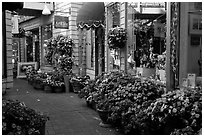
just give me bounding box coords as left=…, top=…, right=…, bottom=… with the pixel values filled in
left=107, top=27, right=127, bottom=49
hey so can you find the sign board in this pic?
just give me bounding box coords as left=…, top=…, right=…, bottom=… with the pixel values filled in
left=187, top=73, right=196, bottom=88
left=140, top=2, right=165, bottom=8
left=154, top=22, right=165, bottom=38
left=12, top=15, right=19, bottom=34
left=54, top=16, right=69, bottom=29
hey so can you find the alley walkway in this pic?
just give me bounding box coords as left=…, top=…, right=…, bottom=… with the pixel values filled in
left=3, top=79, right=120, bottom=135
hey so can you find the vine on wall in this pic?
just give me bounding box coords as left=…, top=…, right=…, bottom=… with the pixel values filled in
left=170, top=2, right=179, bottom=87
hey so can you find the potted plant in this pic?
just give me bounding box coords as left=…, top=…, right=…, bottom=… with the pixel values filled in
left=96, top=99, right=111, bottom=125
left=2, top=99, right=49, bottom=135
left=52, top=80, right=65, bottom=93
left=107, top=27, right=127, bottom=49
left=43, top=75, right=53, bottom=93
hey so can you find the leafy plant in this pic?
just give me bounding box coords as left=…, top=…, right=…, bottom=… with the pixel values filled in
left=2, top=99, right=49, bottom=135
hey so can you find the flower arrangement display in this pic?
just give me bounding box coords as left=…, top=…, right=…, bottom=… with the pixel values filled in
left=107, top=27, right=127, bottom=49
left=2, top=99, right=49, bottom=135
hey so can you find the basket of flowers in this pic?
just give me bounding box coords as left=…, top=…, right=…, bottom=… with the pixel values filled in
left=2, top=99, right=49, bottom=135
left=107, top=27, right=127, bottom=49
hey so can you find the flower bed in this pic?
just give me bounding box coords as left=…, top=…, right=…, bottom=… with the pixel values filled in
left=2, top=99, right=49, bottom=135
left=79, top=70, right=201, bottom=135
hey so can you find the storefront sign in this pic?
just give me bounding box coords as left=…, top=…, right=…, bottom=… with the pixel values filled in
left=12, top=15, right=19, bottom=34
left=141, top=2, right=165, bottom=8
left=54, top=16, right=69, bottom=29
left=154, top=22, right=165, bottom=38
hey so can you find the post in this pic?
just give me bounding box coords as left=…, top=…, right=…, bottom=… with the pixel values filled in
left=166, top=2, right=174, bottom=91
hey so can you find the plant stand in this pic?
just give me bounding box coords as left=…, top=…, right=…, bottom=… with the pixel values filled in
left=64, top=75, right=71, bottom=93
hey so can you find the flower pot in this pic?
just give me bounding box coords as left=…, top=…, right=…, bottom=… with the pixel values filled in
left=44, top=85, right=53, bottom=93
left=97, top=109, right=109, bottom=124
left=39, top=123, right=46, bottom=135
left=34, top=82, right=44, bottom=90
left=54, top=86, right=64, bottom=93
left=136, top=67, right=156, bottom=77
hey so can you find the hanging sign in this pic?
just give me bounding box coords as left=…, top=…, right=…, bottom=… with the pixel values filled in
left=154, top=22, right=165, bottom=38
left=12, top=15, right=19, bottom=34
left=54, top=16, right=69, bottom=29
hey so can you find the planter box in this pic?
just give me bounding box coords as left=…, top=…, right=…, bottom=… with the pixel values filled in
left=136, top=67, right=156, bottom=77
left=54, top=86, right=65, bottom=93
left=34, top=82, right=44, bottom=90
left=44, top=85, right=53, bottom=93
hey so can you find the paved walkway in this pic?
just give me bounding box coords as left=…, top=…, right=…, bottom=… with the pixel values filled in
left=3, top=79, right=121, bottom=135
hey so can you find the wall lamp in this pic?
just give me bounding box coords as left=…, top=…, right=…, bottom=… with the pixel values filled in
left=42, top=2, right=51, bottom=15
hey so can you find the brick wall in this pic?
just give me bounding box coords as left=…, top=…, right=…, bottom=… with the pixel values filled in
left=4, top=10, right=13, bottom=88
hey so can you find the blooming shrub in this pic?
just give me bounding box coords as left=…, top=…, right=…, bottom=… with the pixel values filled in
left=2, top=99, right=49, bottom=135
left=80, top=70, right=201, bottom=135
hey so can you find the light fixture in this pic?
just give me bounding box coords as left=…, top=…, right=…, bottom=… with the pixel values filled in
left=42, top=3, right=51, bottom=15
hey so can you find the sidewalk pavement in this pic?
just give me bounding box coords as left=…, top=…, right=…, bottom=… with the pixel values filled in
left=3, top=78, right=121, bottom=135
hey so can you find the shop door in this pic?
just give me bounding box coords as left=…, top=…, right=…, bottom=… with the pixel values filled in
left=95, top=27, right=105, bottom=76
left=85, top=29, right=95, bottom=79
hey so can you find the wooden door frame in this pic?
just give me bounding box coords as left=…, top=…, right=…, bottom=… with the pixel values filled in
left=95, top=27, right=105, bottom=77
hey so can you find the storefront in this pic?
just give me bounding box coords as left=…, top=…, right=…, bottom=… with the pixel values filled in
left=76, top=2, right=105, bottom=79
left=105, top=2, right=202, bottom=89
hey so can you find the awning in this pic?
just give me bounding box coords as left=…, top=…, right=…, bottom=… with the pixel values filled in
left=76, top=2, right=105, bottom=29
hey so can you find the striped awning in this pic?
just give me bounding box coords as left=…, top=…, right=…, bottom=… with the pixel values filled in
left=76, top=2, right=105, bottom=29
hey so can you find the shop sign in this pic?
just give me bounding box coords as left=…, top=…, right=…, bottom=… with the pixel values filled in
left=12, top=15, right=19, bottom=34
left=141, top=2, right=165, bottom=8
left=54, top=16, right=69, bottom=29
left=154, top=22, right=165, bottom=38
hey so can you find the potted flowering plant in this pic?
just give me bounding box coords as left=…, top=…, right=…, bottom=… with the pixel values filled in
left=2, top=99, right=49, bottom=135
left=107, top=27, right=127, bottom=49
left=43, top=75, right=53, bottom=92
